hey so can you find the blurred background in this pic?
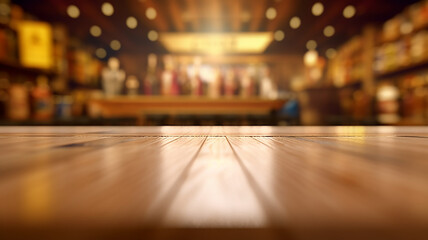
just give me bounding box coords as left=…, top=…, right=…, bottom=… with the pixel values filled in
left=0, top=0, right=427, bottom=126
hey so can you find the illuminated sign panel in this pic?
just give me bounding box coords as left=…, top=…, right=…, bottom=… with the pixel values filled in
left=159, top=32, right=274, bottom=54
left=17, top=21, right=53, bottom=69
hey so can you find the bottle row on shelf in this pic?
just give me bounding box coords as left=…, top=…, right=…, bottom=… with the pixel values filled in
left=102, top=55, right=280, bottom=99
left=342, top=70, right=428, bottom=125
left=0, top=0, right=104, bottom=94
left=0, top=72, right=102, bottom=121
left=321, top=0, right=428, bottom=90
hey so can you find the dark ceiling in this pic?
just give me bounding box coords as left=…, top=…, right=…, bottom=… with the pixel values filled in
left=13, top=0, right=420, bottom=58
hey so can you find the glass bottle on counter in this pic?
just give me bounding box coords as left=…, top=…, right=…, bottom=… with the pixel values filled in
left=224, top=67, right=237, bottom=97
left=144, top=53, right=159, bottom=95
left=126, top=75, right=139, bottom=96
left=208, top=66, right=222, bottom=98
left=259, top=66, right=278, bottom=99
left=161, top=55, right=179, bottom=96
left=101, top=57, right=125, bottom=97
left=239, top=66, right=256, bottom=98
left=31, top=75, right=53, bottom=121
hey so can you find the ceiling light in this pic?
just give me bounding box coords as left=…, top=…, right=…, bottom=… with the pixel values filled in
left=146, top=7, right=157, bottom=20
left=323, top=25, right=335, bottom=37
left=343, top=5, right=356, bottom=19
left=101, top=2, right=114, bottom=16
left=126, top=16, right=138, bottom=29
left=158, top=32, right=274, bottom=54
left=289, top=16, right=301, bottom=29
left=90, top=25, right=102, bottom=37
left=110, top=40, right=121, bottom=50
left=67, top=5, right=80, bottom=18
left=148, top=30, right=159, bottom=41
left=274, top=30, right=285, bottom=41
left=95, top=48, right=107, bottom=59
left=312, top=2, right=324, bottom=16
left=266, top=7, right=277, bottom=20
left=326, top=48, right=337, bottom=59
left=306, top=40, right=317, bottom=50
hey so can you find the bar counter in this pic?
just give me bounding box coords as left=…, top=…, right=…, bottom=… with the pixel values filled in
left=0, top=126, right=428, bottom=239
left=88, top=96, right=286, bottom=118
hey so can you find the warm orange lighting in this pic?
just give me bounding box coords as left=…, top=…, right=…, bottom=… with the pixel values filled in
left=306, top=40, right=317, bottom=50
left=101, top=2, right=114, bottom=16
left=126, top=16, right=138, bottom=29
left=110, top=40, right=121, bottom=50
left=289, top=16, right=301, bottom=29
left=90, top=25, right=102, bottom=37
left=343, top=5, right=356, bottom=19
left=66, top=5, right=80, bottom=18
left=323, top=25, right=335, bottom=37
left=304, top=50, right=318, bottom=67
left=159, top=32, right=274, bottom=54
left=95, top=48, right=107, bottom=59
left=312, top=2, right=324, bottom=16
left=146, top=7, right=157, bottom=20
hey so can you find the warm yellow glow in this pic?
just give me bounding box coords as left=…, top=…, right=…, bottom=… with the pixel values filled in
left=146, top=7, right=157, bottom=20
left=110, top=40, right=121, bottom=50
left=326, top=48, right=337, bottom=59
left=304, top=50, right=318, bottom=67
left=17, top=21, right=53, bottom=69
left=126, top=16, right=138, bottom=29
left=101, top=2, right=114, bottom=16
left=148, top=30, right=159, bottom=41
left=274, top=30, right=284, bottom=41
left=289, top=16, right=301, bottom=29
left=95, top=48, right=107, bottom=58
left=90, top=25, right=102, bottom=37
left=159, top=32, right=274, bottom=54
left=323, top=25, right=335, bottom=37
left=343, top=5, right=356, bottom=19
left=312, top=2, right=324, bottom=16
left=265, top=7, right=277, bottom=20
left=306, top=40, right=317, bottom=50
left=67, top=5, right=80, bottom=18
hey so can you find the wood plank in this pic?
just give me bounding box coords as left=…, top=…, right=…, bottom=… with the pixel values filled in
left=162, top=137, right=268, bottom=227
left=0, top=136, right=206, bottom=227
left=0, top=126, right=428, bottom=239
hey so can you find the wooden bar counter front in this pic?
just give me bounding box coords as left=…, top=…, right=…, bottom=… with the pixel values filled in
left=88, top=96, right=286, bottom=118
left=0, top=126, right=428, bottom=239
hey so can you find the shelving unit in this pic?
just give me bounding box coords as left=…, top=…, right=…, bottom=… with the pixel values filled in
left=299, top=1, right=428, bottom=125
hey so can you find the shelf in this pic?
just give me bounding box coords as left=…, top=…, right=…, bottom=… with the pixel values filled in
left=376, top=23, right=428, bottom=47
left=304, top=81, right=362, bottom=91
left=0, top=60, right=57, bottom=77
left=374, top=60, right=428, bottom=79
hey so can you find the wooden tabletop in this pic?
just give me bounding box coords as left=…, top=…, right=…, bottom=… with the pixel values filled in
left=0, top=126, right=428, bottom=239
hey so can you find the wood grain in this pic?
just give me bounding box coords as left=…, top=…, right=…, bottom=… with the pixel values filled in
left=0, top=126, right=428, bottom=239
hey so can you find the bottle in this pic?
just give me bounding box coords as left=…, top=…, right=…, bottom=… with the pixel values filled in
left=144, top=54, right=159, bottom=95
left=31, top=75, right=53, bottom=120
left=8, top=80, right=29, bottom=121
left=126, top=75, right=139, bottom=96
